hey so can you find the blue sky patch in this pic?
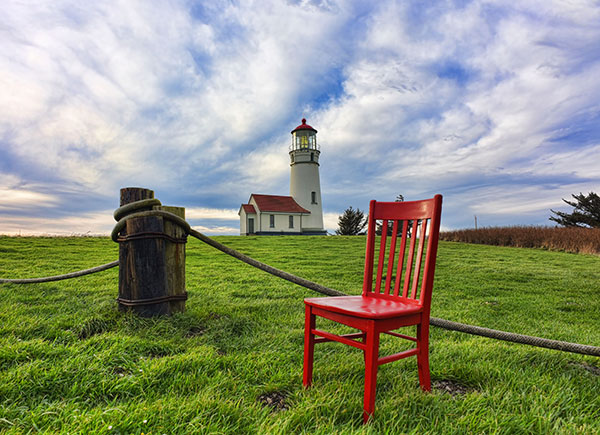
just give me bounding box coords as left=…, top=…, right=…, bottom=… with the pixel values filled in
left=434, top=61, right=472, bottom=86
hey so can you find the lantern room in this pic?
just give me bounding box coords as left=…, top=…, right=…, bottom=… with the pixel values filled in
left=290, top=118, right=319, bottom=152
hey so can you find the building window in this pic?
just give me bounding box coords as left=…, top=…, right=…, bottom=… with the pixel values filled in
left=270, top=214, right=275, bottom=228
left=310, top=152, right=314, bottom=161
left=300, top=135, right=308, bottom=148
left=311, top=191, right=317, bottom=204
left=289, top=215, right=294, bottom=228
left=291, top=154, right=294, bottom=163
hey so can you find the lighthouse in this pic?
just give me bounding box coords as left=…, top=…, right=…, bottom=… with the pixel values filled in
left=289, top=118, right=326, bottom=234
left=238, top=118, right=326, bottom=235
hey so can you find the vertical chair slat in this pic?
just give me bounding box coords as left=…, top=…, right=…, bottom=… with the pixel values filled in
left=375, top=219, right=388, bottom=294
left=362, top=200, right=377, bottom=295
left=393, top=220, right=409, bottom=297
left=411, top=219, right=429, bottom=300
left=403, top=219, right=420, bottom=298
left=384, top=220, right=399, bottom=295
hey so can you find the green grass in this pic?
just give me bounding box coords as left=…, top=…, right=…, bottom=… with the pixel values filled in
left=0, top=235, right=598, bottom=434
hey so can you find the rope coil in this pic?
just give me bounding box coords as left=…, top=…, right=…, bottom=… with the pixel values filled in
left=116, top=231, right=188, bottom=244
left=117, top=292, right=188, bottom=307
left=1, top=199, right=598, bottom=357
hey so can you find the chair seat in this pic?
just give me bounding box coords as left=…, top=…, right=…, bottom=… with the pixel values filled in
left=304, top=295, right=423, bottom=319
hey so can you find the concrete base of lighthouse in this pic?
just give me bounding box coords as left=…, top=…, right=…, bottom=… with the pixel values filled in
left=252, top=230, right=327, bottom=236
left=300, top=229, right=328, bottom=235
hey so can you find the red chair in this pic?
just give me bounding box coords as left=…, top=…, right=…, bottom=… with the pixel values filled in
left=303, top=195, right=443, bottom=423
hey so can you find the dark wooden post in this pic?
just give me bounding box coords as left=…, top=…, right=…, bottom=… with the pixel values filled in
left=157, top=205, right=187, bottom=313
left=117, top=187, right=187, bottom=316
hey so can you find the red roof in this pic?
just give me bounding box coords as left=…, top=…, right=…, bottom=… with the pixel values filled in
left=251, top=194, right=311, bottom=213
left=291, top=118, right=317, bottom=134
left=242, top=204, right=256, bottom=214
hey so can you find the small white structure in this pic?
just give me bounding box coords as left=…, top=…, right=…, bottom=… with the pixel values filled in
left=239, top=118, right=327, bottom=235
left=239, top=194, right=310, bottom=235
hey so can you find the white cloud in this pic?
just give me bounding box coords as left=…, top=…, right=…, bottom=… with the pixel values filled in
left=0, top=209, right=113, bottom=236
left=1, top=0, right=599, bottom=233
left=186, top=207, right=239, bottom=220
left=190, top=224, right=239, bottom=235
left=323, top=212, right=341, bottom=233
left=529, top=144, right=600, bottom=178
left=0, top=188, right=58, bottom=211
left=316, top=1, right=600, bottom=214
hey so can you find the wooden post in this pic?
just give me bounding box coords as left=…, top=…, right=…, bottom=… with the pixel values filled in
left=117, top=187, right=187, bottom=316
left=157, top=205, right=187, bottom=313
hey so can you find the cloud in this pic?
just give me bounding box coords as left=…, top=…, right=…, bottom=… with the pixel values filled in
left=0, top=188, right=59, bottom=211
left=186, top=207, right=239, bottom=220
left=190, top=224, right=239, bottom=236
left=1, top=0, right=599, bottom=235
left=315, top=1, right=600, bottom=224
left=0, top=209, right=113, bottom=236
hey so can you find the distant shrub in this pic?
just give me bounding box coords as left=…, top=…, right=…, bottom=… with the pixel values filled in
left=440, top=226, right=600, bottom=255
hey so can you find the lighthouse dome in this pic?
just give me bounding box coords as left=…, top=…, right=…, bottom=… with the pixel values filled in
left=291, top=118, right=317, bottom=134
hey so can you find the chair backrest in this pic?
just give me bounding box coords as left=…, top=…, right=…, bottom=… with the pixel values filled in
left=362, top=195, right=443, bottom=310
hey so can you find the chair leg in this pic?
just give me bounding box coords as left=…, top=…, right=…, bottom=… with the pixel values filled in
left=303, top=305, right=316, bottom=387
left=361, top=331, right=367, bottom=364
left=363, top=325, right=380, bottom=423
left=416, top=322, right=431, bottom=391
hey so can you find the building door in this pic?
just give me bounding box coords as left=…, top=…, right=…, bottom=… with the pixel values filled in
left=248, top=218, right=254, bottom=234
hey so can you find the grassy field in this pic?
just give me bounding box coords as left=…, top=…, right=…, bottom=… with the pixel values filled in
left=0, top=235, right=599, bottom=434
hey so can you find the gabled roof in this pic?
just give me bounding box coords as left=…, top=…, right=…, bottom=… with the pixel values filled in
left=241, top=204, right=256, bottom=214
left=250, top=194, right=311, bottom=213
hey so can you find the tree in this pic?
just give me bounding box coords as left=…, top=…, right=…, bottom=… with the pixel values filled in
left=336, top=206, right=367, bottom=235
left=550, top=192, right=600, bottom=228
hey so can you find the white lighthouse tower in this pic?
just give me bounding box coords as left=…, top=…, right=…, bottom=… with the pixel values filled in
left=289, top=118, right=326, bottom=235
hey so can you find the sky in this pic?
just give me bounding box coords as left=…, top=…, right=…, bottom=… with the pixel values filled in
left=1, top=0, right=600, bottom=236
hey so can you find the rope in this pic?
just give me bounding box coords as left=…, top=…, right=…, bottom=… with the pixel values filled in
left=1, top=200, right=598, bottom=357
left=0, top=261, right=118, bottom=284
left=113, top=198, right=161, bottom=221
left=111, top=209, right=191, bottom=241
left=429, top=317, right=600, bottom=357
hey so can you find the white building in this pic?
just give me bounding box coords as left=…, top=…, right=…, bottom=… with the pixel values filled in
left=239, top=118, right=327, bottom=235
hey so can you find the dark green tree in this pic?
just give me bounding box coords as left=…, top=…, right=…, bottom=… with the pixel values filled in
left=336, top=206, right=367, bottom=235
left=550, top=192, right=600, bottom=228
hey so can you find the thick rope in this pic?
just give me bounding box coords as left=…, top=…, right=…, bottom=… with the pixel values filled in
left=0, top=261, right=118, bottom=284
left=111, top=209, right=191, bottom=242
left=1, top=202, right=598, bottom=357
left=113, top=198, right=162, bottom=221
left=429, top=317, right=600, bottom=357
